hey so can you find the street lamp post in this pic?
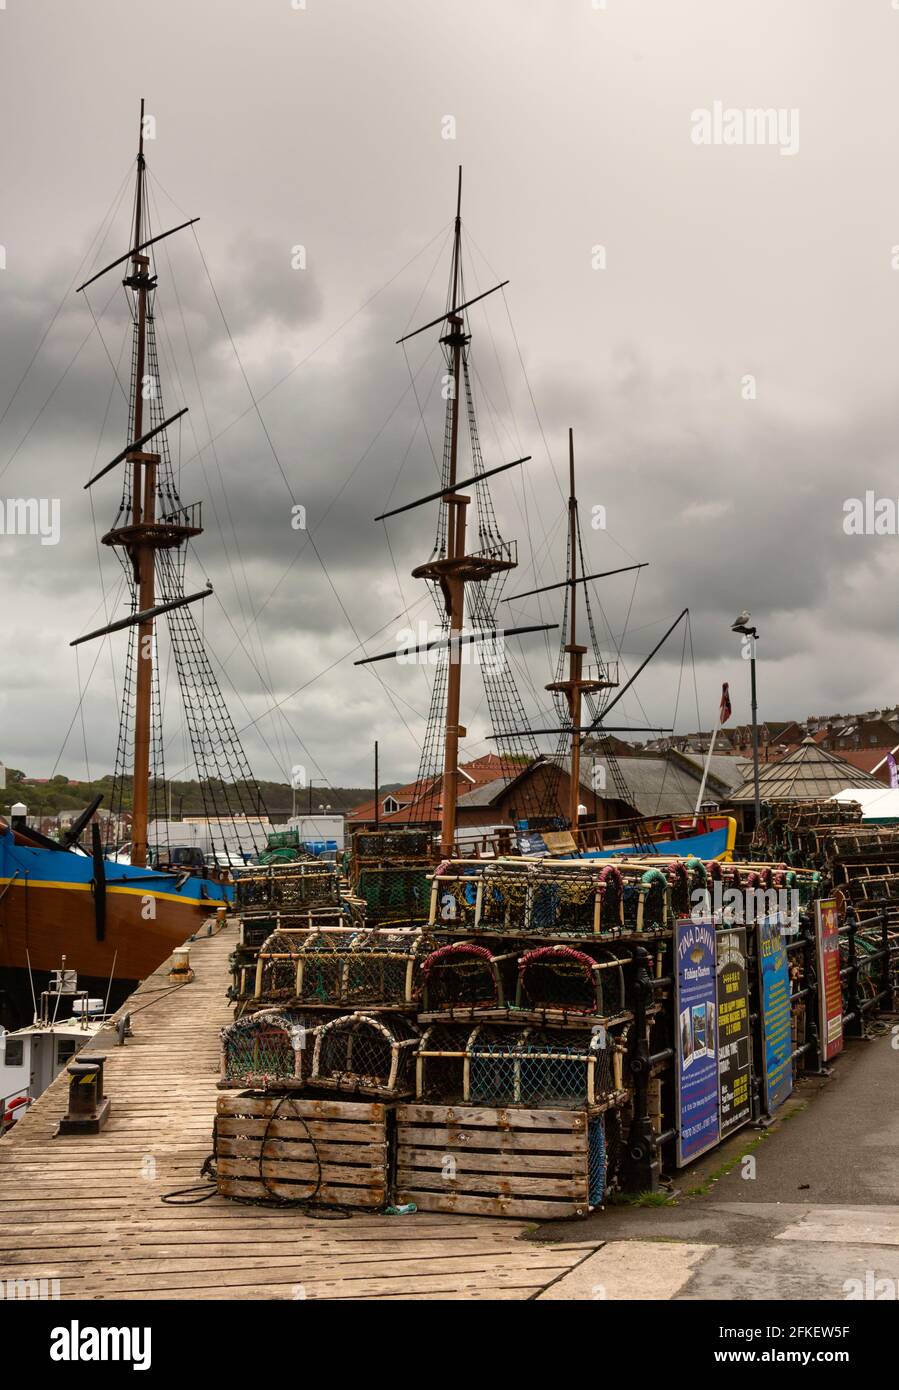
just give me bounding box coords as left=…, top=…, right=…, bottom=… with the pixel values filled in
left=732, top=613, right=761, bottom=829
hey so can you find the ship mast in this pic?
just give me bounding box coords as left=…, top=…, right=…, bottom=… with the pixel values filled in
left=358, top=170, right=554, bottom=855
left=544, top=430, right=615, bottom=828
left=74, top=101, right=267, bottom=866
left=409, top=171, right=520, bottom=857
left=437, top=170, right=466, bottom=857
left=99, top=101, right=202, bottom=867
left=129, top=100, right=154, bottom=867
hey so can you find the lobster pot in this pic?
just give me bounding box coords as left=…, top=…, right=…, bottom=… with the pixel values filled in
left=240, top=906, right=359, bottom=948
left=467, top=1026, right=615, bottom=1109
left=353, top=828, right=432, bottom=861
left=517, top=946, right=627, bottom=1019
left=620, top=868, right=669, bottom=932
left=429, top=867, right=483, bottom=931
left=528, top=865, right=600, bottom=936
left=421, top=942, right=517, bottom=1014
left=477, top=862, right=531, bottom=933
left=597, top=866, right=624, bottom=932
left=294, top=929, right=432, bottom=1009
left=415, top=1022, right=473, bottom=1103
left=310, top=1012, right=420, bottom=1098
left=219, top=1009, right=313, bottom=1090
left=236, top=863, right=340, bottom=913
left=254, top=930, right=304, bottom=1002
left=355, top=865, right=431, bottom=926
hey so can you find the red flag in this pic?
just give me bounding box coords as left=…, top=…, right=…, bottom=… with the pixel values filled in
left=719, top=682, right=732, bottom=725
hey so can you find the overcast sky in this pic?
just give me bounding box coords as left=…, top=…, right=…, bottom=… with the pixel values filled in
left=1, top=0, right=898, bottom=797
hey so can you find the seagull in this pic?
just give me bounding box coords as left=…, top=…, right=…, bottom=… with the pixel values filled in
left=732, top=610, right=751, bottom=628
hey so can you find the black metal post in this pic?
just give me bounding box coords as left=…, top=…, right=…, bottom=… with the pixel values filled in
left=374, top=742, right=380, bottom=828
left=624, top=946, right=661, bottom=1193
left=842, top=911, right=864, bottom=1039
left=749, top=638, right=761, bottom=830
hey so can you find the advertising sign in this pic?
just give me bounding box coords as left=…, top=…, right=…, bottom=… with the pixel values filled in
left=757, top=914, right=793, bottom=1114
left=715, top=926, right=752, bottom=1137
left=675, top=919, right=720, bottom=1165
left=815, top=898, right=844, bottom=1062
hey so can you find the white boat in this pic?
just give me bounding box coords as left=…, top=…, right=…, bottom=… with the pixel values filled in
left=0, top=962, right=109, bottom=1134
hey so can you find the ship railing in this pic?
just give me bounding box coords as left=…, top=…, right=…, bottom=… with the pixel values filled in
left=159, top=500, right=202, bottom=531
left=471, top=538, right=517, bottom=567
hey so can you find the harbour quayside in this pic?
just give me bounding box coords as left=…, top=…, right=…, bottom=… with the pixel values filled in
left=0, top=106, right=270, bottom=1026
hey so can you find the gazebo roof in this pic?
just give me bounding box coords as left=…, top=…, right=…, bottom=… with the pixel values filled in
left=730, top=736, right=884, bottom=802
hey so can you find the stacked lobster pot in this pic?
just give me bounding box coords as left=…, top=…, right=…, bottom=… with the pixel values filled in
left=218, top=854, right=435, bottom=1208
left=227, top=859, right=365, bottom=1007
left=348, top=827, right=434, bottom=929
left=825, top=827, right=899, bottom=996
left=392, top=856, right=647, bottom=1220
left=751, top=798, right=863, bottom=867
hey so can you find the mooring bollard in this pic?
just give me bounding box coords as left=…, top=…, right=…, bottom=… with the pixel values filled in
left=56, top=1054, right=110, bottom=1135
left=169, top=945, right=194, bottom=983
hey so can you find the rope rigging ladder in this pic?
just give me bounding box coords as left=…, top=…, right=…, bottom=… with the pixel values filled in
left=73, top=100, right=266, bottom=864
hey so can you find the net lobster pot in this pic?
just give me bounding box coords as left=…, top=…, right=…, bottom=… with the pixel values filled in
left=476, top=861, right=531, bottom=933
left=310, top=1012, right=421, bottom=1098
left=219, top=1009, right=313, bottom=1090
left=421, top=941, right=518, bottom=1015
left=236, top=863, right=340, bottom=914
left=240, top=904, right=362, bottom=947
left=466, top=1025, right=618, bottom=1109
left=597, top=865, right=624, bottom=932
left=355, top=864, right=431, bottom=926
left=291, top=929, right=433, bottom=1009
left=415, top=1021, right=474, bottom=1103
left=429, top=863, right=485, bottom=931
left=352, top=827, right=433, bottom=862
left=516, top=945, right=628, bottom=1020
left=827, top=827, right=899, bottom=861
left=619, top=867, right=669, bottom=932
left=662, top=857, right=708, bottom=917
left=527, top=864, right=603, bottom=937
left=253, top=930, right=306, bottom=1004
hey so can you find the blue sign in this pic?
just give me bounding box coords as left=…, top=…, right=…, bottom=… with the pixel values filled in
left=675, top=919, right=720, bottom=1166
left=757, top=915, right=793, bottom=1114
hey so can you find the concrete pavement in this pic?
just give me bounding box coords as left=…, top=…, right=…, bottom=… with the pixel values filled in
left=531, top=1023, right=899, bottom=1300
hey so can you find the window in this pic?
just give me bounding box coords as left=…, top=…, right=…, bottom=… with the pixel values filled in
left=55, top=1039, right=79, bottom=1068
left=382, top=796, right=400, bottom=814
left=2, top=1039, right=23, bottom=1068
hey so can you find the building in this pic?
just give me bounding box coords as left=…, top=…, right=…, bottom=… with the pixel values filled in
left=729, top=737, right=885, bottom=804
left=349, top=749, right=736, bottom=834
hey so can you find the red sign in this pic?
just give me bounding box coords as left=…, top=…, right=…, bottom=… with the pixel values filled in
left=815, top=899, right=844, bottom=1062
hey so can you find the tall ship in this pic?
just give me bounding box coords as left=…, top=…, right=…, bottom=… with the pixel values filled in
left=0, top=105, right=265, bottom=1025
left=362, top=170, right=735, bottom=864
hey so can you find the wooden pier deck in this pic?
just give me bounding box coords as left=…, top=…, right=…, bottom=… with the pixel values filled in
left=0, top=919, right=598, bottom=1300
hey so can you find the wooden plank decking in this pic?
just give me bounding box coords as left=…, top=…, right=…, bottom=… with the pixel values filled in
left=0, top=919, right=598, bottom=1299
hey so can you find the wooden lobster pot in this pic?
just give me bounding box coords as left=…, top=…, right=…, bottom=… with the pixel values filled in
left=218, top=1009, right=314, bottom=1090
left=395, top=1103, right=609, bottom=1219
left=420, top=941, right=518, bottom=1015
left=215, top=1094, right=388, bottom=1208
left=309, top=1012, right=420, bottom=1098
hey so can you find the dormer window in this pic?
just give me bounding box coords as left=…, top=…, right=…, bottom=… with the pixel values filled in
left=382, top=796, right=401, bottom=814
